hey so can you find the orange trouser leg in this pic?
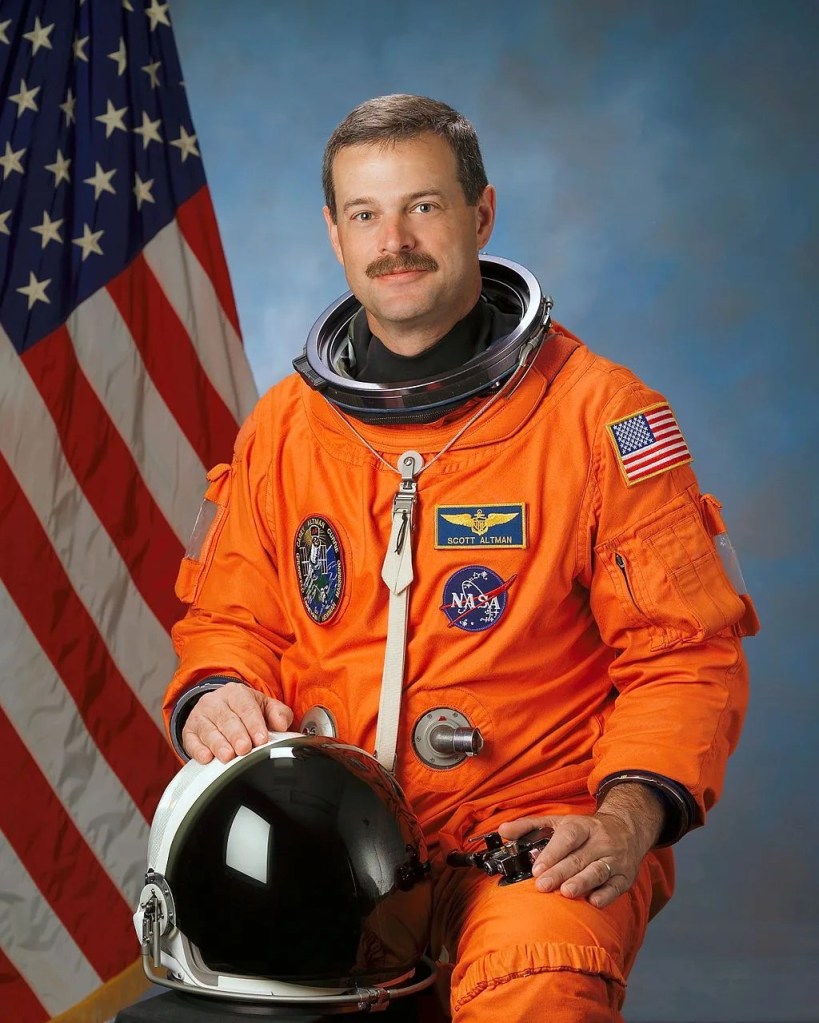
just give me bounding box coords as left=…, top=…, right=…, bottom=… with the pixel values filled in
left=431, top=852, right=658, bottom=1023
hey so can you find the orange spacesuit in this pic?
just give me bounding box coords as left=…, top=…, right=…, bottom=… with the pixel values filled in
left=165, top=324, right=758, bottom=1019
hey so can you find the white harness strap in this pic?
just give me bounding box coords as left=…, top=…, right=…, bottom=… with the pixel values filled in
left=373, top=451, right=423, bottom=773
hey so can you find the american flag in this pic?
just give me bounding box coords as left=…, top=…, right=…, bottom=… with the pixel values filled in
left=608, top=403, right=692, bottom=485
left=0, top=2, right=257, bottom=1019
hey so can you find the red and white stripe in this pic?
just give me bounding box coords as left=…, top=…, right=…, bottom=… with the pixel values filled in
left=0, top=187, right=257, bottom=1018
left=621, top=404, right=691, bottom=483
left=0, top=832, right=102, bottom=1018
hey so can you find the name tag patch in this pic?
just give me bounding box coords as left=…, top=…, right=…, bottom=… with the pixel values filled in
left=435, top=504, right=527, bottom=549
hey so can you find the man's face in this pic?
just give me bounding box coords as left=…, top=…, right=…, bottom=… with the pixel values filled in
left=323, top=133, right=495, bottom=350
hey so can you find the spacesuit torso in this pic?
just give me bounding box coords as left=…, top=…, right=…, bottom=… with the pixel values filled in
left=167, top=321, right=756, bottom=878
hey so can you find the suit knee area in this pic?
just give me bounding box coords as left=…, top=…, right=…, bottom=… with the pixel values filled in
left=451, top=943, right=626, bottom=1022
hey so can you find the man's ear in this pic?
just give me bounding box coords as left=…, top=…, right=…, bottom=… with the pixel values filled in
left=475, top=185, right=496, bottom=249
left=323, top=206, right=344, bottom=266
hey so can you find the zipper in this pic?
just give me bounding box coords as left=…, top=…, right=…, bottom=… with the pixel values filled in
left=614, top=552, right=645, bottom=616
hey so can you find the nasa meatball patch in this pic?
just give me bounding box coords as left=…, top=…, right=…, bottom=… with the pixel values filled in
left=440, top=565, right=516, bottom=632
left=294, top=516, right=344, bottom=624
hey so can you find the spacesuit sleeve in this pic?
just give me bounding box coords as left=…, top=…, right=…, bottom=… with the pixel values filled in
left=585, top=381, right=759, bottom=836
left=162, top=407, right=294, bottom=745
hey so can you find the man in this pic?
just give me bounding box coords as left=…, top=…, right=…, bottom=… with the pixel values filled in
left=164, top=95, right=758, bottom=1020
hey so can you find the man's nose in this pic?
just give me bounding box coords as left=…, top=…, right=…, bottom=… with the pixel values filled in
left=378, top=213, right=415, bottom=253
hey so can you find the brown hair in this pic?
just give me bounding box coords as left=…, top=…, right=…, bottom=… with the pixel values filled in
left=322, top=94, right=488, bottom=221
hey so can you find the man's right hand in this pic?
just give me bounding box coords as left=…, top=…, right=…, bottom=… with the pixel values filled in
left=182, top=682, right=294, bottom=765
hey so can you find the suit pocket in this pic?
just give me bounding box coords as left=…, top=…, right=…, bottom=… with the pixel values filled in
left=175, top=462, right=231, bottom=605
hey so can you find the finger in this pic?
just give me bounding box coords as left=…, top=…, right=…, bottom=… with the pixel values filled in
left=262, top=698, right=294, bottom=733
left=532, top=846, right=593, bottom=893
left=555, top=859, right=616, bottom=900
left=588, top=875, right=628, bottom=909
left=181, top=726, right=214, bottom=765
left=497, top=815, right=554, bottom=841
left=209, top=699, right=258, bottom=757
left=530, top=817, right=592, bottom=878
left=184, top=715, right=238, bottom=764
left=223, top=687, right=273, bottom=747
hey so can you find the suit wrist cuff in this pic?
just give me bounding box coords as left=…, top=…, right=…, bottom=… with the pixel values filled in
left=169, top=675, right=246, bottom=761
left=595, top=770, right=698, bottom=846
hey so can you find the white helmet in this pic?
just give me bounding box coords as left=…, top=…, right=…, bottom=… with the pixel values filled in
left=134, top=734, right=434, bottom=1009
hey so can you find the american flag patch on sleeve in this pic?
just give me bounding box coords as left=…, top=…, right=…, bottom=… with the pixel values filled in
left=607, top=403, right=692, bottom=485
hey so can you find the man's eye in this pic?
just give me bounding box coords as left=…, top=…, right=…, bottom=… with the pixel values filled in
left=413, top=203, right=434, bottom=213
left=352, top=211, right=372, bottom=221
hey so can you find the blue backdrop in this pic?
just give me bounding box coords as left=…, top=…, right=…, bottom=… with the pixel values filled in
left=171, top=2, right=818, bottom=1019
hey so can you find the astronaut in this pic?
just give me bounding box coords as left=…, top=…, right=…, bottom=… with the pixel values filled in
left=164, top=95, right=758, bottom=1021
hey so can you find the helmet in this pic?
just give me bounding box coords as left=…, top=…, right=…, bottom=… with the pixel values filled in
left=293, top=254, right=552, bottom=424
left=134, top=734, right=433, bottom=1006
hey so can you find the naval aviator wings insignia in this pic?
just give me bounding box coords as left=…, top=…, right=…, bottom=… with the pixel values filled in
left=435, top=504, right=527, bottom=549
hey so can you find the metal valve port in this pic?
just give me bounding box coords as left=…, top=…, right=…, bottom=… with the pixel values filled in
left=412, top=707, right=483, bottom=769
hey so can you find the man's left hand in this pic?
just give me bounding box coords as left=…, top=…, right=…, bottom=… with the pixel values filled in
left=497, top=782, right=666, bottom=909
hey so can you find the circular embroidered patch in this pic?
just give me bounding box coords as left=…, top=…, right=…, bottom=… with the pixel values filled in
left=439, top=565, right=515, bottom=632
left=294, top=516, right=344, bottom=624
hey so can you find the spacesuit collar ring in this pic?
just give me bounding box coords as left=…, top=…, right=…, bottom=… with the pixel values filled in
left=293, top=254, right=553, bottom=424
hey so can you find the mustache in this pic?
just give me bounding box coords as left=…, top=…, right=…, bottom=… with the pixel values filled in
left=365, top=253, right=439, bottom=278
